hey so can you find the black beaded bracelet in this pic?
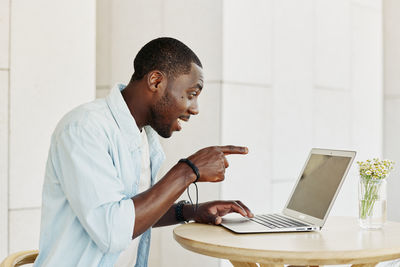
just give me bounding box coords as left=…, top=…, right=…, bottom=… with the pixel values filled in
left=178, top=158, right=200, bottom=183
left=175, top=200, right=190, bottom=223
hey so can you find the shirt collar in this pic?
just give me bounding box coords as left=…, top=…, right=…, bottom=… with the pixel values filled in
left=106, top=83, right=141, bottom=150
left=106, top=83, right=166, bottom=180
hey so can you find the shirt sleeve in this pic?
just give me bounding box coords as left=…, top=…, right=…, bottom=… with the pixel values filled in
left=52, top=123, right=135, bottom=253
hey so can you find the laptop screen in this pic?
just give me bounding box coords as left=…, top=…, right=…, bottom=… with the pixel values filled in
left=286, top=154, right=352, bottom=219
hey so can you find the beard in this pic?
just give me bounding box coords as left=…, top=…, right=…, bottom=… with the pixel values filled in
left=150, top=91, right=174, bottom=138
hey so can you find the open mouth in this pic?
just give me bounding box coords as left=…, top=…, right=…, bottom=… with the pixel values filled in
left=177, top=118, right=183, bottom=129
left=176, top=116, right=189, bottom=131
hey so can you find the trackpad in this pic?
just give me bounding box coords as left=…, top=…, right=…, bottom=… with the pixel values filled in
left=221, top=216, right=270, bottom=233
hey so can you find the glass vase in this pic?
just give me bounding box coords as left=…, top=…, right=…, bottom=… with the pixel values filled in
left=358, top=177, right=387, bottom=229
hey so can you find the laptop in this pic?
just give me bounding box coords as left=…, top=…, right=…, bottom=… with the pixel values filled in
left=221, top=148, right=356, bottom=233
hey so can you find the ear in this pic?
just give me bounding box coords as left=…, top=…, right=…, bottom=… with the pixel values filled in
left=147, top=70, right=167, bottom=93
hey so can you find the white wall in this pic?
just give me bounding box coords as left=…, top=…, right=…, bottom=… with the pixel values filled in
left=219, top=1, right=382, bottom=267
left=0, top=0, right=10, bottom=259
left=383, top=0, right=400, bottom=221
left=220, top=0, right=383, bottom=222
left=0, top=0, right=96, bottom=260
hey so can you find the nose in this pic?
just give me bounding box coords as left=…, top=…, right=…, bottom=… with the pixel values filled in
left=188, top=99, right=199, bottom=115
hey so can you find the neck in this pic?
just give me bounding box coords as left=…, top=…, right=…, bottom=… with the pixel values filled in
left=121, top=81, right=150, bottom=130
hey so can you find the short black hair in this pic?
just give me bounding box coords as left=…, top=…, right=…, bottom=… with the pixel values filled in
left=131, top=37, right=202, bottom=82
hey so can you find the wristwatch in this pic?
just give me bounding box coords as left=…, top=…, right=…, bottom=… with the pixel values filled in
left=175, top=200, right=190, bottom=223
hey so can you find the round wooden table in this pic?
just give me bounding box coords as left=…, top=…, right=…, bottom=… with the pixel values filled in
left=173, top=217, right=400, bottom=267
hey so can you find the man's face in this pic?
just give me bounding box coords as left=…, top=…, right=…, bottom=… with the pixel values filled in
left=150, top=63, right=204, bottom=138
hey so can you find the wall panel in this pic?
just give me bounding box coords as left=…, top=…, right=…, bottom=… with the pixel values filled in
left=222, top=0, right=272, bottom=85
left=9, top=209, right=41, bottom=253
left=383, top=0, right=400, bottom=96
left=96, top=0, right=111, bottom=89
left=314, top=0, right=351, bottom=89
left=351, top=3, right=382, bottom=159
left=271, top=180, right=296, bottom=213
left=110, top=0, right=163, bottom=86
left=9, top=0, right=96, bottom=209
left=383, top=0, right=400, bottom=222
left=312, top=89, right=352, bottom=148
left=272, top=0, right=314, bottom=181
left=164, top=0, right=223, bottom=82
left=0, top=0, right=9, bottom=69
left=0, top=71, right=8, bottom=260
left=384, top=99, right=400, bottom=221
left=0, top=0, right=10, bottom=259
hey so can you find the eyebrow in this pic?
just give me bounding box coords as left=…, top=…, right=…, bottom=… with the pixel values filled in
left=194, top=79, right=204, bottom=90
left=195, top=83, right=203, bottom=90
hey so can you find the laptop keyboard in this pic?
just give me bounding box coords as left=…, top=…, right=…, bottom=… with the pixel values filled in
left=250, top=214, right=309, bottom=229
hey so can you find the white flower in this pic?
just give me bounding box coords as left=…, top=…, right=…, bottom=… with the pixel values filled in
left=358, top=158, right=395, bottom=180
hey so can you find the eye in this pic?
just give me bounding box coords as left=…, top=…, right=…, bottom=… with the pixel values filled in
left=188, top=91, right=198, bottom=99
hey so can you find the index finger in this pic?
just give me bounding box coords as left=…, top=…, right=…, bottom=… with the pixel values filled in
left=234, top=200, right=254, bottom=218
left=219, top=145, right=249, bottom=155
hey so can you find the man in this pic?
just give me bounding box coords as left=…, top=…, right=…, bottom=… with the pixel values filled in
left=34, top=37, right=253, bottom=267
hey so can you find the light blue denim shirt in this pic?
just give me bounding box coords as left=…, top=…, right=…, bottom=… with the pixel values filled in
left=34, top=84, right=165, bottom=267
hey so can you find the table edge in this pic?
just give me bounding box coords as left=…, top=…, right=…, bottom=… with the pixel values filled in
left=173, top=225, right=400, bottom=265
